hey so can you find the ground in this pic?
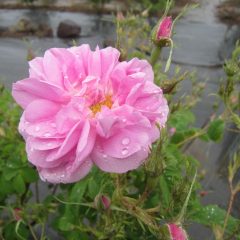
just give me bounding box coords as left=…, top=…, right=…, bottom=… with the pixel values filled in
left=217, top=0, right=240, bottom=24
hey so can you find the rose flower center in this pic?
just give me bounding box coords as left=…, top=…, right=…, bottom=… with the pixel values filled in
left=90, top=95, right=113, bottom=115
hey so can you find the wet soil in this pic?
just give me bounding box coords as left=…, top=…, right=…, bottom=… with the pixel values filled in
left=217, top=0, right=240, bottom=24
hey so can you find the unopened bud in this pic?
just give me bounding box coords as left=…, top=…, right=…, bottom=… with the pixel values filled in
left=169, top=127, right=176, bottom=136
left=14, top=208, right=22, bottom=221
left=160, top=223, right=188, bottom=240
left=94, top=194, right=111, bottom=210
left=167, top=223, right=188, bottom=240
left=27, top=48, right=35, bottom=61
left=152, top=17, right=173, bottom=47
left=116, top=12, right=125, bottom=21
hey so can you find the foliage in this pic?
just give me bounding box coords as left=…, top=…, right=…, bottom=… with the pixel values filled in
left=0, top=10, right=240, bottom=240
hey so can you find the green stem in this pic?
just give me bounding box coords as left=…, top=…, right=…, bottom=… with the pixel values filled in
left=164, top=39, right=173, bottom=72
left=222, top=180, right=235, bottom=238
left=35, top=181, right=39, bottom=203
left=40, top=222, right=46, bottom=240
left=150, top=46, right=162, bottom=67
left=27, top=222, right=38, bottom=240
left=176, top=171, right=197, bottom=223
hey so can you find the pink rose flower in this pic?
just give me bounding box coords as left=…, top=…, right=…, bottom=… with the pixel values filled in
left=12, top=44, right=169, bottom=183
left=157, top=16, right=173, bottom=40
left=168, top=224, right=188, bottom=240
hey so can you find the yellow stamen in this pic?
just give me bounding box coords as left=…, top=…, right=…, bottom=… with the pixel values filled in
left=90, top=95, right=113, bottom=115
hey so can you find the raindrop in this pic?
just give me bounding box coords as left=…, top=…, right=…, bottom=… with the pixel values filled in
left=64, top=75, right=69, bottom=79
left=86, top=160, right=92, bottom=166
left=44, top=132, right=51, bottom=137
left=122, top=118, right=127, bottom=123
left=35, top=126, right=40, bottom=132
left=66, top=165, right=72, bottom=172
left=51, top=123, right=56, bottom=128
left=47, top=143, right=52, bottom=147
left=121, top=148, right=129, bottom=156
left=97, top=146, right=103, bottom=153
left=121, top=138, right=130, bottom=145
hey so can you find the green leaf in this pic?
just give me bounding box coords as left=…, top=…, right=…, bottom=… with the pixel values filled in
left=21, top=167, right=38, bottom=183
left=70, top=178, right=88, bottom=202
left=190, top=205, right=240, bottom=236
left=3, top=221, right=29, bottom=240
left=207, top=119, right=225, bottom=142
left=65, top=232, right=89, bottom=240
left=168, top=109, right=195, bottom=131
left=159, top=175, right=171, bottom=206
left=0, top=175, right=14, bottom=197
left=3, top=168, right=19, bottom=181
left=170, top=128, right=198, bottom=144
left=198, top=133, right=210, bottom=142
left=88, top=178, right=99, bottom=199
left=57, top=216, right=74, bottom=231
left=13, top=175, right=26, bottom=194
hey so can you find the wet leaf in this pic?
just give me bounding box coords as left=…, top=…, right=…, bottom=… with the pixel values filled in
left=207, top=119, right=225, bottom=142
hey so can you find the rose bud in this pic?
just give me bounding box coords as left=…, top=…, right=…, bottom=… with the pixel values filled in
left=159, top=223, right=188, bottom=240
left=14, top=208, right=22, bottom=221
left=94, top=194, right=111, bottom=210
left=168, top=223, right=188, bottom=240
left=152, top=16, right=173, bottom=47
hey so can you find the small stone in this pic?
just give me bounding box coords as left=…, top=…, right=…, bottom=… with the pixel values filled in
left=57, top=20, right=81, bottom=38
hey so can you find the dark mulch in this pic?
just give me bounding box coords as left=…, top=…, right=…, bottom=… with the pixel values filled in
left=217, top=0, right=240, bottom=24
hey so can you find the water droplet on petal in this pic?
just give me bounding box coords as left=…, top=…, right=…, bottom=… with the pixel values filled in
left=122, top=138, right=130, bottom=145
left=47, top=143, right=52, bottom=147
left=142, top=147, right=147, bottom=152
left=122, top=118, right=127, bottom=123
left=44, top=132, right=51, bottom=137
left=121, top=148, right=128, bottom=156
left=64, top=75, right=68, bottom=79
left=86, top=160, right=92, bottom=166
left=51, top=123, right=56, bottom=128
left=35, top=126, right=40, bottom=132
left=66, top=165, right=72, bottom=172
left=97, top=146, right=103, bottom=153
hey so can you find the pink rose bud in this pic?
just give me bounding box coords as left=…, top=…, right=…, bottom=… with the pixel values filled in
left=101, top=195, right=111, bottom=209
left=94, top=194, right=111, bottom=210
left=152, top=16, right=173, bottom=47
left=14, top=208, right=22, bottom=221
left=157, top=16, right=173, bottom=40
left=169, top=127, right=176, bottom=136
left=27, top=48, right=35, bottom=61
left=168, top=223, right=188, bottom=240
left=116, top=12, right=125, bottom=21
